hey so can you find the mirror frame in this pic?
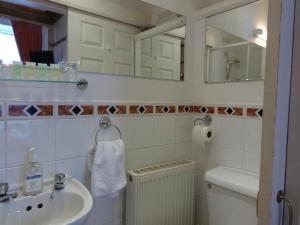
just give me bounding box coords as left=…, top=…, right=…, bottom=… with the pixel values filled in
left=203, top=0, right=266, bottom=84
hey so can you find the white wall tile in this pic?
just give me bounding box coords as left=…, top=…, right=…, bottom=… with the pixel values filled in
left=151, top=145, right=176, bottom=163
left=243, top=151, right=261, bottom=174
left=6, top=120, right=55, bottom=167
left=55, top=118, right=97, bottom=160
left=154, top=143, right=192, bottom=163
left=55, top=156, right=88, bottom=186
left=175, top=116, right=194, bottom=143
left=216, top=147, right=243, bottom=169
left=126, top=148, right=154, bottom=170
left=125, top=117, right=156, bottom=150
left=244, top=119, right=262, bottom=153
left=174, top=142, right=193, bottom=160
left=214, top=117, right=245, bottom=150
left=0, top=122, right=5, bottom=169
left=193, top=143, right=217, bottom=171
left=154, top=116, right=176, bottom=145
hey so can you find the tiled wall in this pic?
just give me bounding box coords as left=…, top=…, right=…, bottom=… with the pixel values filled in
left=194, top=114, right=262, bottom=225
left=0, top=101, right=196, bottom=225
left=0, top=100, right=262, bottom=225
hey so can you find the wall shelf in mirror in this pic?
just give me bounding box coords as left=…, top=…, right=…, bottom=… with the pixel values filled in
left=0, top=78, right=88, bottom=89
left=0, top=61, right=88, bottom=89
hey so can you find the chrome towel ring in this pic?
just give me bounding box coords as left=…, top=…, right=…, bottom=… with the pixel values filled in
left=94, top=116, right=122, bottom=143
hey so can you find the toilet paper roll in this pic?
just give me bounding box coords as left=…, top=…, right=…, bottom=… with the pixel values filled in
left=192, top=125, right=214, bottom=148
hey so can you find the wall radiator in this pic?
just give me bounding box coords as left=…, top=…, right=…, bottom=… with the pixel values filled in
left=126, top=160, right=195, bottom=225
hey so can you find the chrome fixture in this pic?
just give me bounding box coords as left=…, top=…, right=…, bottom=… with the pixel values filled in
left=0, top=183, right=18, bottom=203
left=94, top=116, right=122, bottom=143
left=224, top=52, right=240, bottom=80
left=277, top=190, right=293, bottom=225
left=50, top=173, right=66, bottom=200
left=77, top=79, right=88, bottom=89
left=194, top=115, right=212, bottom=126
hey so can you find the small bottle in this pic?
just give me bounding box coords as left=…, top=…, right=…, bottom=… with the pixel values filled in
left=12, top=61, right=23, bottom=79
left=49, top=64, right=61, bottom=81
left=24, top=62, right=37, bottom=80
left=23, top=147, right=43, bottom=196
left=37, top=63, right=48, bottom=80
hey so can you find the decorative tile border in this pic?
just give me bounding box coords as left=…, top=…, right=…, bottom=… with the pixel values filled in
left=0, top=102, right=263, bottom=119
left=58, top=105, right=94, bottom=116
left=129, top=105, right=154, bottom=114
left=195, top=106, right=215, bottom=114
left=8, top=104, right=53, bottom=117
left=178, top=105, right=194, bottom=113
left=98, top=105, right=126, bottom=115
left=156, top=105, right=176, bottom=114
left=247, top=107, right=263, bottom=118
left=217, top=106, right=243, bottom=116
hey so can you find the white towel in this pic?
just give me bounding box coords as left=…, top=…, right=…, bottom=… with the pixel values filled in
left=91, top=139, right=127, bottom=198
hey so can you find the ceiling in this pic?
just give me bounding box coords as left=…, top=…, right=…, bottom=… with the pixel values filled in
left=191, top=0, right=225, bottom=10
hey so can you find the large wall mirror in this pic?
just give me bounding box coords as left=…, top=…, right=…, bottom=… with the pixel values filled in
left=205, top=0, right=268, bottom=83
left=0, top=0, right=186, bottom=81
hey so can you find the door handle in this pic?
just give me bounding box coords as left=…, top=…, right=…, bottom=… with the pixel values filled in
left=277, top=190, right=293, bottom=225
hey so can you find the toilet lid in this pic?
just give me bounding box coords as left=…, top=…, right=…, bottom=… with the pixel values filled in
left=204, top=166, right=259, bottom=198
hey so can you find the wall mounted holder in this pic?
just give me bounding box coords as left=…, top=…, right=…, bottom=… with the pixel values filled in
left=194, top=115, right=213, bottom=126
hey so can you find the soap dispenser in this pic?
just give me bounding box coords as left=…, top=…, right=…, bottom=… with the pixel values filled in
left=23, top=147, right=43, bottom=196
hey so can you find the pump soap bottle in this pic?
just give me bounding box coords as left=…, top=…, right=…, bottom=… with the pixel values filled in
left=23, top=147, right=43, bottom=196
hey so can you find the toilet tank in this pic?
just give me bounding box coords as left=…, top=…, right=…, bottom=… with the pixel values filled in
left=204, top=167, right=259, bottom=225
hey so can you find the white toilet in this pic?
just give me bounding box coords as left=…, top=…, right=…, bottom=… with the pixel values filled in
left=204, top=167, right=259, bottom=225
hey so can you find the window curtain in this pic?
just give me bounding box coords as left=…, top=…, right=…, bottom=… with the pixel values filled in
left=11, top=20, right=42, bottom=62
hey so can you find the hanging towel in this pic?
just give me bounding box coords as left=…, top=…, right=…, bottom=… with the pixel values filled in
left=91, top=139, right=127, bottom=198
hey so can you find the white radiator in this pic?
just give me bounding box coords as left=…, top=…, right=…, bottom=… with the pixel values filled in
left=126, top=160, right=195, bottom=225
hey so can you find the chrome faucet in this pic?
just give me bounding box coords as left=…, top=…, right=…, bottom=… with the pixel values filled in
left=0, top=183, right=18, bottom=203
left=50, top=173, right=66, bottom=200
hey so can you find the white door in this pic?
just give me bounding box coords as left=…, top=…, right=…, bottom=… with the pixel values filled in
left=135, top=37, right=155, bottom=78
left=278, top=1, right=300, bottom=224
left=68, top=9, right=140, bottom=76
left=135, top=34, right=181, bottom=79
left=152, top=34, right=181, bottom=80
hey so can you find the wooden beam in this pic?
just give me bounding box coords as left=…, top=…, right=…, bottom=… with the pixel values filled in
left=0, top=1, right=62, bottom=24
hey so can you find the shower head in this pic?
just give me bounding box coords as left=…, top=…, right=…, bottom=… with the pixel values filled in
left=224, top=52, right=240, bottom=64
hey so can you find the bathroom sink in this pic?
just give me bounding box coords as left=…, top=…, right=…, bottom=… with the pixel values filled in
left=0, top=177, right=93, bottom=225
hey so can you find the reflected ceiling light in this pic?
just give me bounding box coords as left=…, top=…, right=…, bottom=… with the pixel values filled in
left=253, top=28, right=267, bottom=41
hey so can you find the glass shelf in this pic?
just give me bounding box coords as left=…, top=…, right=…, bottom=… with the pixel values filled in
left=0, top=78, right=88, bottom=89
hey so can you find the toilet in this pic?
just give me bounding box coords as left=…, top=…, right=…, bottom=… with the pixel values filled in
left=204, top=167, right=259, bottom=225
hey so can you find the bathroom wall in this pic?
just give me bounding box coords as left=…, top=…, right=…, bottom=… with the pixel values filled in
left=191, top=1, right=265, bottom=224
left=0, top=100, right=195, bottom=225
left=0, top=1, right=198, bottom=223
left=0, top=1, right=265, bottom=225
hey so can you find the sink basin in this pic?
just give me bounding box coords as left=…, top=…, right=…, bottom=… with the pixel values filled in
left=0, top=177, right=93, bottom=225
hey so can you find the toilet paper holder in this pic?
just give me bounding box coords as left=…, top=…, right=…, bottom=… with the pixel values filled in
left=194, top=115, right=212, bottom=126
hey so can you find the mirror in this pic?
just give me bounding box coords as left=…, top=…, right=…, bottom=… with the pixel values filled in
left=135, top=21, right=185, bottom=81
left=205, top=0, right=268, bottom=83
left=0, top=0, right=185, bottom=81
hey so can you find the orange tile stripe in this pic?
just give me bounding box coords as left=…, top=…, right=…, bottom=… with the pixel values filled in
left=4, top=103, right=263, bottom=118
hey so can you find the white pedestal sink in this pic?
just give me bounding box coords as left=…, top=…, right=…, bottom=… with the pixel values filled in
left=0, top=177, right=93, bottom=225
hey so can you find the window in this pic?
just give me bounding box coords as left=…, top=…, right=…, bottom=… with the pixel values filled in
left=0, top=22, right=20, bottom=64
